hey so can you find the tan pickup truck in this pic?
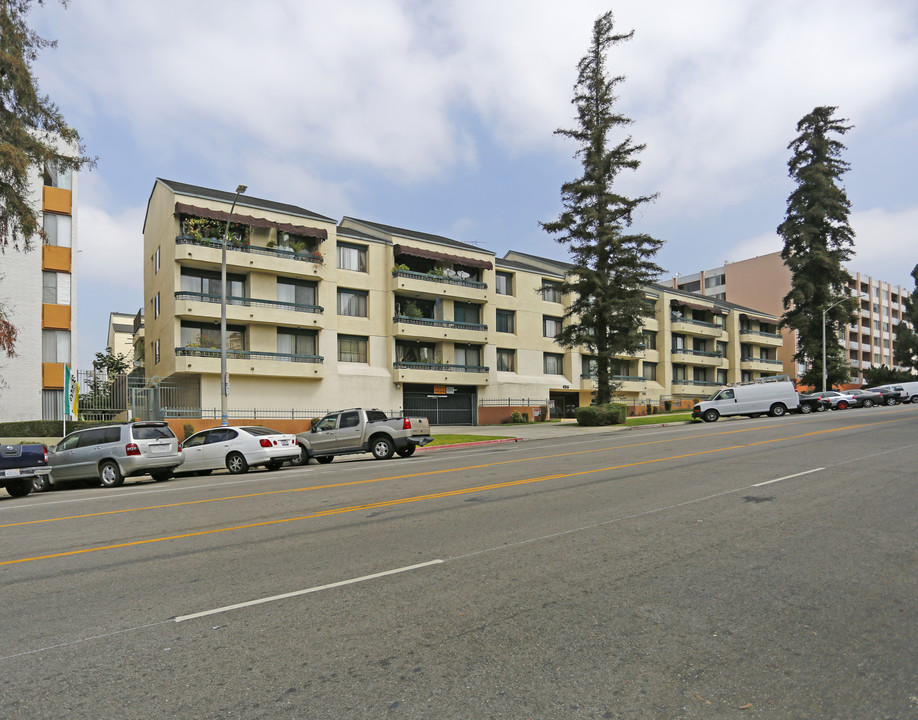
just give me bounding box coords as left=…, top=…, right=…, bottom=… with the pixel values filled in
left=291, top=408, right=433, bottom=465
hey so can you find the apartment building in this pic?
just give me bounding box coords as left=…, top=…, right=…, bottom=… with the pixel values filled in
left=106, top=312, right=137, bottom=366
left=671, top=251, right=913, bottom=383
left=0, top=158, right=78, bottom=421
left=143, top=179, right=785, bottom=423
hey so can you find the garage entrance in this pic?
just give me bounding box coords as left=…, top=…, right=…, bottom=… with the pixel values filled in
left=403, top=384, right=477, bottom=425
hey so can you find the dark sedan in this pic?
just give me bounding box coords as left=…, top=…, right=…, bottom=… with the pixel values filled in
left=796, top=393, right=830, bottom=414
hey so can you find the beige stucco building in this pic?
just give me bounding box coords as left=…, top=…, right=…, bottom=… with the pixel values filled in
left=670, top=252, right=913, bottom=384
left=142, top=179, right=786, bottom=423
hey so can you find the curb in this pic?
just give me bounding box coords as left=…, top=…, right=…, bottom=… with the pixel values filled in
left=420, top=438, right=521, bottom=451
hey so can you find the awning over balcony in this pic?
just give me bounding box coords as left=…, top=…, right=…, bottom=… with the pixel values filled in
left=739, top=312, right=778, bottom=323
left=394, top=243, right=493, bottom=270
left=670, top=299, right=725, bottom=315
left=175, top=203, right=328, bottom=240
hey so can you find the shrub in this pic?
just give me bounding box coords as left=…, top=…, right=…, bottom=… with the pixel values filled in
left=183, top=423, right=195, bottom=439
left=574, top=403, right=626, bottom=426
left=664, top=400, right=673, bottom=412
left=0, top=420, right=121, bottom=438
left=539, top=405, right=548, bottom=421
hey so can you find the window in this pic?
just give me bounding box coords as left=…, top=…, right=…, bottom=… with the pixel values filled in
left=41, top=330, right=70, bottom=363
left=181, top=321, right=244, bottom=350
left=396, top=341, right=435, bottom=363
left=542, top=281, right=562, bottom=303
left=582, top=356, right=597, bottom=378
left=543, top=315, right=562, bottom=338
left=642, top=331, right=656, bottom=350
left=42, top=213, right=71, bottom=247
left=497, top=348, right=515, bottom=372
left=543, top=353, right=563, bottom=375
left=337, top=243, right=367, bottom=272
left=454, top=302, right=480, bottom=324
left=717, top=369, right=728, bottom=385
left=153, top=292, right=160, bottom=319
left=278, top=278, right=317, bottom=307
left=672, top=334, right=685, bottom=350
left=716, top=341, right=727, bottom=357
left=337, top=289, right=368, bottom=317
left=704, top=274, right=725, bottom=288
left=496, top=309, right=515, bottom=333
left=43, top=163, right=72, bottom=189
left=673, top=364, right=687, bottom=381
left=42, top=271, right=70, bottom=305
left=277, top=330, right=317, bottom=358
left=181, top=269, right=245, bottom=298
left=154, top=339, right=161, bottom=364
left=693, top=367, right=709, bottom=382
left=338, top=335, right=368, bottom=363
left=153, top=247, right=161, bottom=274
left=679, top=280, right=701, bottom=293
left=496, top=272, right=513, bottom=296
left=454, top=344, right=481, bottom=368
left=642, top=361, right=657, bottom=381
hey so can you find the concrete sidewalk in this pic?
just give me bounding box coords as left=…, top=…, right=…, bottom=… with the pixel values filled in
left=426, top=418, right=691, bottom=447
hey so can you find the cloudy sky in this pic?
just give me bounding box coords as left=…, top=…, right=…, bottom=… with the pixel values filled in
left=27, top=0, right=918, bottom=368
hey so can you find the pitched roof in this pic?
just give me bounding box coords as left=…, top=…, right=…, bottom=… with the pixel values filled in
left=341, top=217, right=494, bottom=255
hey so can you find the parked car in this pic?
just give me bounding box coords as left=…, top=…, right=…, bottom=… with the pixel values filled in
left=864, top=386, right=905, bottom=406
left=1, top=444, right=50, bottom=497
left=867, top=381, right=918, bottom=404
left=843, top=388, right=884, bottom=408
left=796, top=393, right=830, bottom=414
left=692, top=376, right=800, bottom=423
left=179, top=426, right=300, bottom=475
left=48, top=422, right=184, bottom=489
left=292, top=408, right=433, bottom=463
left=808, top=390, right=859, bottom=410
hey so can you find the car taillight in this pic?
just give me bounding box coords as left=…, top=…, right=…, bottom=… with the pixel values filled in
left=260, top=439, right=273, bottom=447
left=125, top=443, right=141, bottom=456
left=177, top=444, right=182, bottom=453
left=42, top=445, right=48, bottom=463
left=403, top=418, right=411, bottom=429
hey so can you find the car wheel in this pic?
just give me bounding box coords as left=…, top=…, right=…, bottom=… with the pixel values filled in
left=910, top=395, right=918, bottom=404
left=370, top=435, right=395, bottom=459
left=862, top=399, right=874, bottom=408
left=702, top=409, right=719, bottom=423
left=5, top=479, right=32, bottom=497
left=226, top=452, right=249, bottom=474
left=99, top=460, right=124, bottom=488
left=837, top=401, right=848, bottom=410
left=799, top=403, right=813, bottom=414
left=396, top=445, right=416, bottom=457
left=265, top=460, right=283, bottom=471
left=769, top=403, right=787, bottom=417
left=288, top=444, right=308, bottom=466
left=886, top=397, right=898, bottom=406
left=32, top=474, right=52, bottom=492
left=815, top=403, right=827, bottom=412
left=316, top=456, right=333, bottom=464
left=151, top=470, right=173, bottom=482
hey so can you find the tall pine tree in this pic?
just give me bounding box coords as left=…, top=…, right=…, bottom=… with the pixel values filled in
left=778, top=106, right=855, bottom=389
left=893, top=263, right=918, bottom=372
left=541, top=11, right=663, bottom=405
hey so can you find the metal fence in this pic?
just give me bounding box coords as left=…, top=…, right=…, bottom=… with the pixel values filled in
left=75, top=371, right=202, bottom=422
left=478, top=398, right=549, bottom=407
left=189, top=408, right=404, bottom=420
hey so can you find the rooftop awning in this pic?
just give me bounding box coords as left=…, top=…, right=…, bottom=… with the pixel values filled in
left=394, top=243, right=493, bottom=270
left=175, top=203, right=328, bottom=240
left=670, top=298, right=726, bottom=316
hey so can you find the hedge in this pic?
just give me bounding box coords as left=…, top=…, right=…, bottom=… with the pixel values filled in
left=0, top=420, right=121, bottom=438
left=574, top=403, right=627, bottom=426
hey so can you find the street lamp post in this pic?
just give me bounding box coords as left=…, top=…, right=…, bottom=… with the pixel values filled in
left=221, top=184, right=247, bottom=426
left=821, top=295, right=850, bottom=393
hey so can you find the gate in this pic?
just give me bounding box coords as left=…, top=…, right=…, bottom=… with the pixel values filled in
left=403, top=391, right=476, bottom=425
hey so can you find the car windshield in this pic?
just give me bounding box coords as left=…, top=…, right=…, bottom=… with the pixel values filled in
left=241, top=426, right=282, bottom=436
left=133, top=425, right=175, bottom=439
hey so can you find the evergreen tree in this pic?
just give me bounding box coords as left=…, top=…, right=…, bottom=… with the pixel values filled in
left=0, top=0, right=93, bottom=362
left=541, top=11, right=663, bottom=405
left=893, top=263, right=918, bottom=372
left=778, top=106, right=856, bottom=389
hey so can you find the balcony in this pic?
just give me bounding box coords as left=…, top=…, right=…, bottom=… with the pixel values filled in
left=671, top=348, right=724, bottom=367
left=392, top=270, right=488, bottom=302
left=739, top=329, right=783, bottom=346
left=671, top=379, right=721, bottom=395
left=175, top=292, right=324, bottom=327
left=580, top=374, right=646, bottom=393
left=393, top=361, right=490, bottom=386
left=670, top=315, right=724, bottom=338
left=740, top=357, right=784, bottom=372
left=174, top=347, right=325, bottom=379
left=176, top=236, right=324, bottom=277
left=393, top=315, right=488, bottom=343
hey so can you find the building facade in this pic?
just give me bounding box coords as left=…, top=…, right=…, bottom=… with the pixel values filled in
left=106, top=311, right=137, bottom=367
left=671, top=252, right=913, bottom=384
left=0, top=159, right=78, bottom=421
left=143, top=180, right=786, bottom=423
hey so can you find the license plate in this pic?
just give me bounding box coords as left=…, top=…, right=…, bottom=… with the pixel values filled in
left=150, top=445, right=169, bottom=454
left=4, top=468, right=20, bottom=477
left=280, top=440, right=289, bottom=446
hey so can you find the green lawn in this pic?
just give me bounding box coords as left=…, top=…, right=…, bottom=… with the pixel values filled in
left=626, top=412, right=693, bottom=426
left=427, top=434, right=512, bottom=446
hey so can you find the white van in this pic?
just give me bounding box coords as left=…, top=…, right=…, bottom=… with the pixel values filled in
left=693, top=376, right=800, bottom=423
left=873, top=381, right=918, bottom=404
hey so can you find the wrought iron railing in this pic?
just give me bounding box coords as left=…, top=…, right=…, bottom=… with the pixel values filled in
left=393, top=269, right=486, bottom=290
left=393, top=361, right=489, bottom=373
left=177, top=235, right=324, bottom=264
left=393, top=315, right=487, bottom=331
left=175, top=347, right=324, bottom=363
left=175, top=291, right=323, bottom=314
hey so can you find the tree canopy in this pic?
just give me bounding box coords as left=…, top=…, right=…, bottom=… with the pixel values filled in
left=541, top=11, right=663, bottom=405
left=892, top=263, right=918, bottom=372
left=778, top=106, right=856, bottom=389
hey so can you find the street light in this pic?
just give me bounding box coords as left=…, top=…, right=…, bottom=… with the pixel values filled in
left=821, top=294, right=852, bottom=392
left=221, top=184, right=247, bottom=426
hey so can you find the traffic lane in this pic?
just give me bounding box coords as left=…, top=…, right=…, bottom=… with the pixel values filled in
left=2, top=411, right=914, bottom=658
left=2, top=426, right=915, bottom=718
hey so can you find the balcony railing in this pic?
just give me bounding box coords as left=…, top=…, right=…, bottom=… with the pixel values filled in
left=671, top=315, right=720, bottom=328
left=394, top=361, right=489, bottom=373
left=393, top=269, right=486, bottom=290
left=176, top=236, right=324, bottom=264
left=175, top=291, right=323, bottom=314
left=740, top=329, right=782, bottom=339
left=393, top=315, right=487, bottom=332
left=175, top=347, right=324, bottom=364
left=741, top=357, right=782, bottom=365
left=580, top=374, right=645, bottom=382
left=673, top=379, right=721, bottom=387
left=672, top=348, right=722, bottom=358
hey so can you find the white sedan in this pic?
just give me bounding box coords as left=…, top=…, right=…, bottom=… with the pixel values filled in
left=179, top=426, right=300, bottom=475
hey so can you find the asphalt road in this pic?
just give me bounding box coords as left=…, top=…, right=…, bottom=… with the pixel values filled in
left=1, top=406, right=916, bottom=719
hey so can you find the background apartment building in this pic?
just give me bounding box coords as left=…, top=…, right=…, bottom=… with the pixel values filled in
left=143, top=180, right=785, bottom=424
left=0, top=159, right=78, bottom=421
left=671, top=251, right=913, bottom=384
